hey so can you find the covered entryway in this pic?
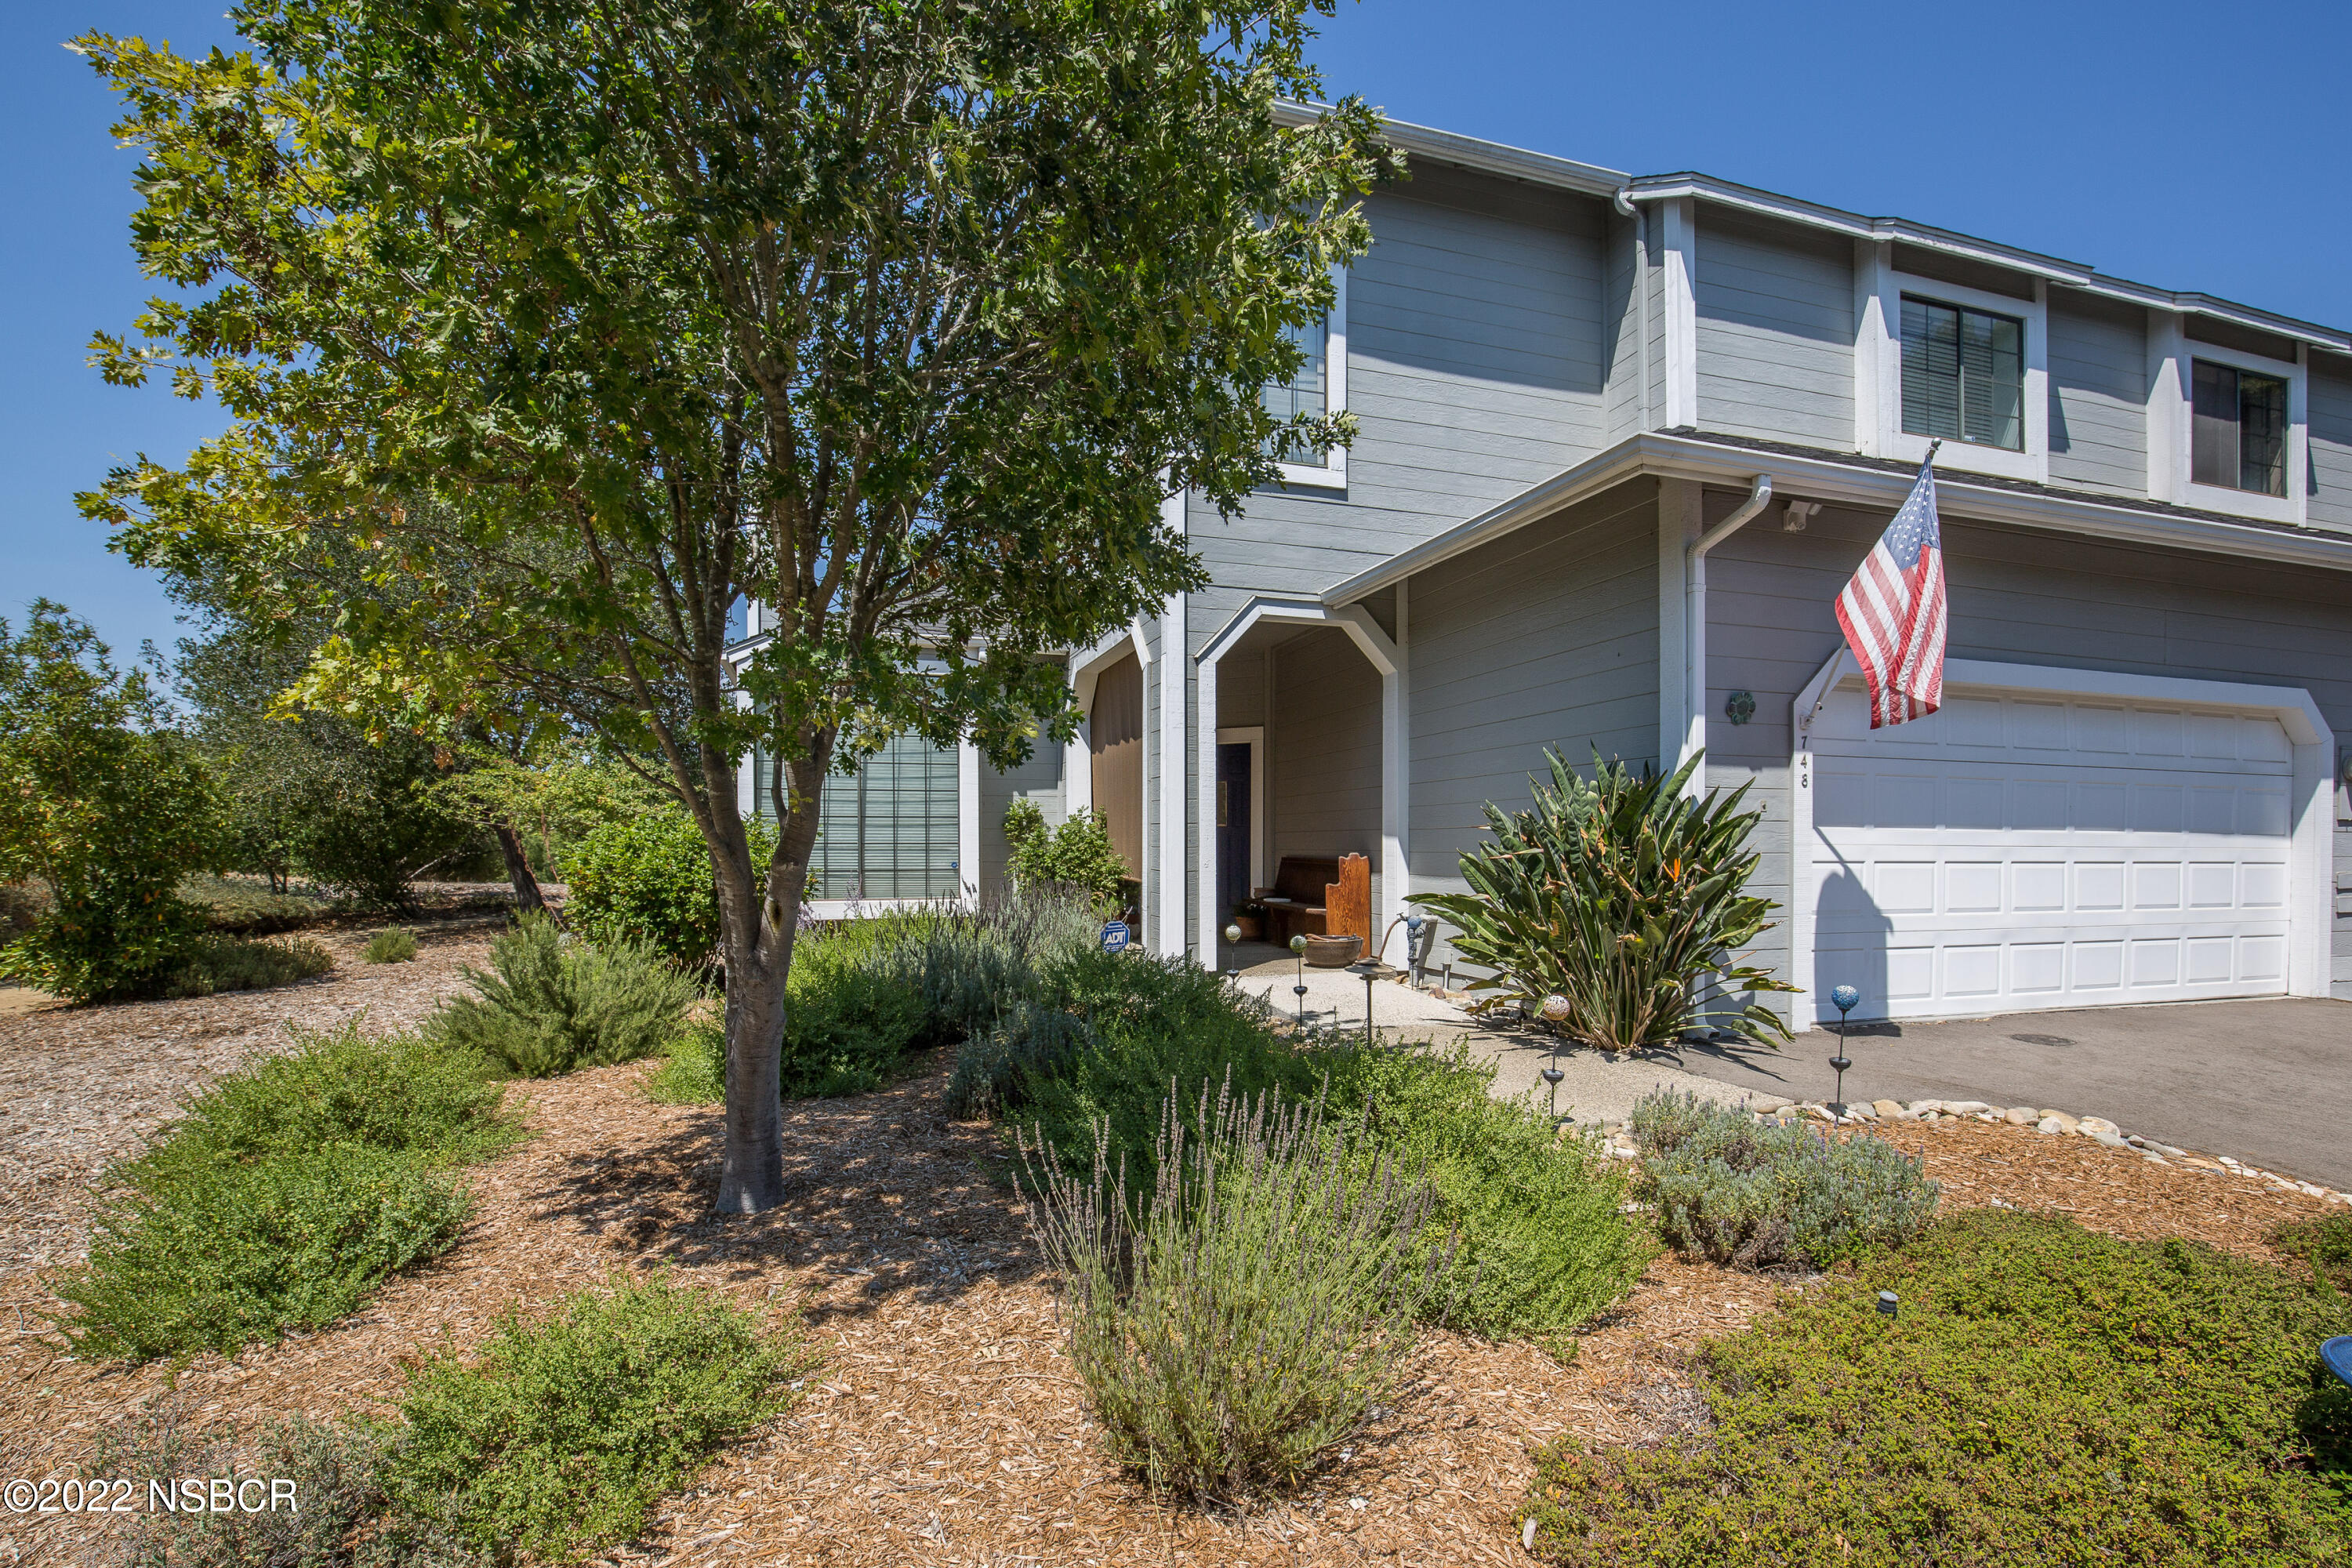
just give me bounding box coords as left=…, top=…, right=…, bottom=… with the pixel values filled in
left=1792, top=657, right=2336, bottom=1026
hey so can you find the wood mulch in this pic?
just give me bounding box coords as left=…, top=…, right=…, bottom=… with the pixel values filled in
left=0, top=1014, right=2341, bottom=1566
left=0, top=920, right=502, bottom=1279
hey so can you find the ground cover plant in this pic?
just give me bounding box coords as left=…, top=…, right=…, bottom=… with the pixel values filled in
left=1418, top=750, right=1795, bottom=1050
left=1632, top=1089, right=1940, bottom=1270
left=379, top=1276, right=810, bottom=1562
left=53, top=1024, right=520, bottom=1361
left=1022, top=1080, right=1449, bottom=1499
left=365, top=926, right=419, bottom=963
left=429, top=914, right=697, bottom=1077
left=2276, top=1210, right=2352, bottom=1297
left=1521, top=1207, right=2352, bottom=1566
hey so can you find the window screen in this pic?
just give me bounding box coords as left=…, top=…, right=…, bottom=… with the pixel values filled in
left=1900, top=296, right=2025, bottom=452
left=1261, top=315, right=1329, bottom=466
left=2190, top=359, right=2288, bottom=497
left=751, top=733, right=960, bottom=900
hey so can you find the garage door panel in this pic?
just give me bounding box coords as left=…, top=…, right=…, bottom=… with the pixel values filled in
left=1808, top=685, right=2293, bottom=1022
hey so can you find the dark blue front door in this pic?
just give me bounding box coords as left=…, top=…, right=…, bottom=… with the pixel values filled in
left=1215, top=742, right=1251, bottom=920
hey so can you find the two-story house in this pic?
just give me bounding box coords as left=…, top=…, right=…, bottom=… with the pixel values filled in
left=735, top=107, right=2352, bottom=1028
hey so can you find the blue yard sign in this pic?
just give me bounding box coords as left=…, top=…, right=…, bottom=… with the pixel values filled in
left=1098, top=920, right=1131, bottom=953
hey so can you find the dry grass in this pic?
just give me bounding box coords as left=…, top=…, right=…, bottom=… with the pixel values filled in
left=1, top=1000, right=2341, bottom=1566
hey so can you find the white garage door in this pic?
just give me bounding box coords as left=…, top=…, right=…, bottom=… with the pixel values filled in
left=1806, top=682, right=2293, bottom=1024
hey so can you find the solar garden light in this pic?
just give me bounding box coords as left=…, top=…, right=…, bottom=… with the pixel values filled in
left=1222, top=924, right=1242, bottom=983
left=1877, top=1290, right=1900, bottom=1320
left=1539, top=994, right=1571, bottom=1120
left=1290, top=934, right=1309, bottom=1027
left=1828, top=984, right=1860, bottom=1112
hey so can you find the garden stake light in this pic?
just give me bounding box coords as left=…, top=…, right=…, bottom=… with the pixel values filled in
left=1290, top=935, right=1309, bottom=1027
left=1223, top=924, right=1242, bottom=984
left=1828, top=984, right=1860, bottom=1112
left=1538, top=994, right=1570, bottom=1120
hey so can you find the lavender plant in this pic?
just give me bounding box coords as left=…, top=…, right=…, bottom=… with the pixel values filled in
left=1020, top=1077, right=1454, bottom=1499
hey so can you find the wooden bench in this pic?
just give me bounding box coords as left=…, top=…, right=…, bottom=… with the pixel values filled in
left=1256, top=853, right=1370, bottom=947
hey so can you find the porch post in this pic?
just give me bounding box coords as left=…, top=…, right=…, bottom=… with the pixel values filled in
left=1195, top=652, right=1221, bottom=961
left=956, top=737, right=981, bottom=904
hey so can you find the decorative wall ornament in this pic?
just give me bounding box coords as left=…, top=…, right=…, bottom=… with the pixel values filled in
left=1724, top=689, right=1757, bottom=726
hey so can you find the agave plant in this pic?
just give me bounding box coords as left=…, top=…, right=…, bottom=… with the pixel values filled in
left=1417, top=750, right=1795, bottom=1051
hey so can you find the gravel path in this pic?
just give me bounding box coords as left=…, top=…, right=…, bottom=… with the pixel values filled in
left=0, top=919, right=501, bottom=1279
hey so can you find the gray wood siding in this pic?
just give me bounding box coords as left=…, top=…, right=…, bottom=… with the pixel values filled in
left=1703, top=492, right=2352, bottom=1003
left=2046, top=289, right=2148, bottom=496
left=1693, top=209, right=1854, bottom=447
left=1403, top=479, right=1661, bottom=947
left=978, top=743, right=1065, bottom=897
left=1268, top=626, right=1385, bottom=923
left=2310, top=350, right=2352, bottom=536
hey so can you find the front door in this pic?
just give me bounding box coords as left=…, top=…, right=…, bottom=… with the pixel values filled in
left=1216, top=742, right=1252, bottom=921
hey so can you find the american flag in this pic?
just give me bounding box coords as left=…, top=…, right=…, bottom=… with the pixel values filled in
left=1835, top=456, right=1947, bottom=729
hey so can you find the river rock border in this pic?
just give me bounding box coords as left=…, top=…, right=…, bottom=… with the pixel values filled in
left=1592, top=1095, right=2350, bottom=1208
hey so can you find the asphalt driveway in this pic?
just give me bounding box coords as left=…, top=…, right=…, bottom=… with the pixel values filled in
left=1655, top=996, right=2352, bottom=1192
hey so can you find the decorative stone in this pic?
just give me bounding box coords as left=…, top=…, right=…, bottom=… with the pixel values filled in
left=1947, top=1101, right=1994, bottom=1115
left=2003, top=1107, right=2035, bottom=1125
left=2035, top=1117, right=2067, bottom=1135
left=2143, top=1154, right=2170, bottom=1166
left=2045, top=1112, right=2081, bottom=1135
left=2088, top=1129, right=2130, bottom=1150
left=2078, top=1116, right=2120, bottom=1138
left=1871, top=1098, right=1903, bottom=1120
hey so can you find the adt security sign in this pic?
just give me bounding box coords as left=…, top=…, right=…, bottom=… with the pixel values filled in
left=1098, top=920, right=1131, bottom=953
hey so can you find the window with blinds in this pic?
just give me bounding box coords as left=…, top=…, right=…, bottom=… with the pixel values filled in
left=1900, top=296, right=2025, bottom=452
left=1261, top=315, right=1329, bottom=466
left=2190, top=359, right=2288, bottom=497
left=751, top=733, right=960, bottom=900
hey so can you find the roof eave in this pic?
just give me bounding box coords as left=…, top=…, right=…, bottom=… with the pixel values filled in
left=1320, top=432, right=2352, bottom=607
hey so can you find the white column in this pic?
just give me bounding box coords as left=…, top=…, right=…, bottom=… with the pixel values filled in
left=1657, top=477, right=1702, bottom=772
left=956, top=737, right=980, bottom=904
left=1381, top=581, right=1410, bottom=946
left=1195, top=652, right=1221, bottom=960
left=1659, top=196, right=1699, bottom=430
left=2145, top=308, right=2186, bottom=503
left=1156, top=490, right=1189, bottom=956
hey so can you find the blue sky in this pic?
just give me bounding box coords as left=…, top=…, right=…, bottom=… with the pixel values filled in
left=9, top=0, right=2349, bottom=659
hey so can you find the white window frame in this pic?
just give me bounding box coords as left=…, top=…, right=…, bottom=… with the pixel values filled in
left=1855, top=246, right=2049, bottom=484
left=1271, top=266, right=1348, bottom=492
left=2159, top=333, right=2308, bottom=526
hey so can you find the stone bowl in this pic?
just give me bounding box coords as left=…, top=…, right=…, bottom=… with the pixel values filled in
left=1301, top=933, right=1364, bottom=968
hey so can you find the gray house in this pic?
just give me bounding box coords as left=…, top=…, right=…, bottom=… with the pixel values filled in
left=735, top=108, right=2352, bottom=1028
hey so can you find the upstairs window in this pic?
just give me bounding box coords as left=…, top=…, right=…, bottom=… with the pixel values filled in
left=1261, top=315, right=1330, bottom=468
left=2191, top=359, right=2288, bottom=497
left=1901, top=296, right=2025, bottom=452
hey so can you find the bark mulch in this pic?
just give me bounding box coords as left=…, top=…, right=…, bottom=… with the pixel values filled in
left=0, top=921, right=500, bottom=1279
left=2, top=1036, right=2340, bottom=1566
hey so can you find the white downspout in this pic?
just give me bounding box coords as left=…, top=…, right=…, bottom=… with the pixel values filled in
left=1680, top=474, right=1773, bottom=797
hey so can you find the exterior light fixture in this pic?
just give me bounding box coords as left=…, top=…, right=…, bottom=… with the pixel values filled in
left=1724, top=690, right=1756, bottom=725
left=1290, top=934, right=1309, bottom=1027
left=1223, top=924, right=1242, bottom=984
left=1877, top=1290, right=1899, bottom=1319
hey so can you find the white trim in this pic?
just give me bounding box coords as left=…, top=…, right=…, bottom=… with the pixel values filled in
left=2145, top=307, right=2187, bottom=503
left=1274, top=100, right=1632, bottom=199
left=1192, top=597, right=1404, bottom=960
left=1215, top=725, right=1269, bottom=895
left=1788, top=652, right=2335, bottom=1028
left=1657, top=478, right=1700, bottom=771
left=955, top=737, right=980, bottom=902
left=2166, top=336, right=2309, bottom=527
left=1861, top=270, right=2049, bottom=484
left=1317, top=430, right=2352, bottom=608
left=1272, top=265, right=1349, bottom=491
left=1853, top=240, right=1893, bottom=456
left=1660, top=198, right=1699, bottom=429
left=1157, top=489, right=1189, bottom=956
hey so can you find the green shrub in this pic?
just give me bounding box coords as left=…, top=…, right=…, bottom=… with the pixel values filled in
left=379, top=1276, right=808, bottom=1562
left=1333, top=1042, right=1653, bottom=1352
left=122, top=1023, right=521, bottom=1181
left=1022, top=1081, right=1449, bottom=1499
left=1004, top=800, right=1128, bottom=907
left=2276, top=1210, right=2352, bottom=1295
left=646, top=1014, right=728, bottom=1105
left=428, top=915, right=699, bottom=1077
left=158, top=933, right=335, bottom=996
left=365, top=927, right=419, bottom=963
left=1631, top=1089, right=1939, bottom=1270
left=1522, top=1209, right=2352, bottom=1566
left=1418, top=750, right=1796, bottom=1051
left=57, top=1143, right=471, bottom=1361
left=561, top=805, right=773, bottom=967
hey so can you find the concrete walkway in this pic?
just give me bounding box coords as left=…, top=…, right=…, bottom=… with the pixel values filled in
left=1223, top=958, right=1750, bottom=1130
left=1654, top=996, right=2352, bottom=1191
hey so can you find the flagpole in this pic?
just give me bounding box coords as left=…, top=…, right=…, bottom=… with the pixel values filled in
left=1922, top=439, right=1942, bottom=469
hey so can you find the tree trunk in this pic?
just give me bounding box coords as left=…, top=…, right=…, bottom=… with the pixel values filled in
left=493, top=823, right=548, bottom=913
left=713, top=744, right=827, bottom=1214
